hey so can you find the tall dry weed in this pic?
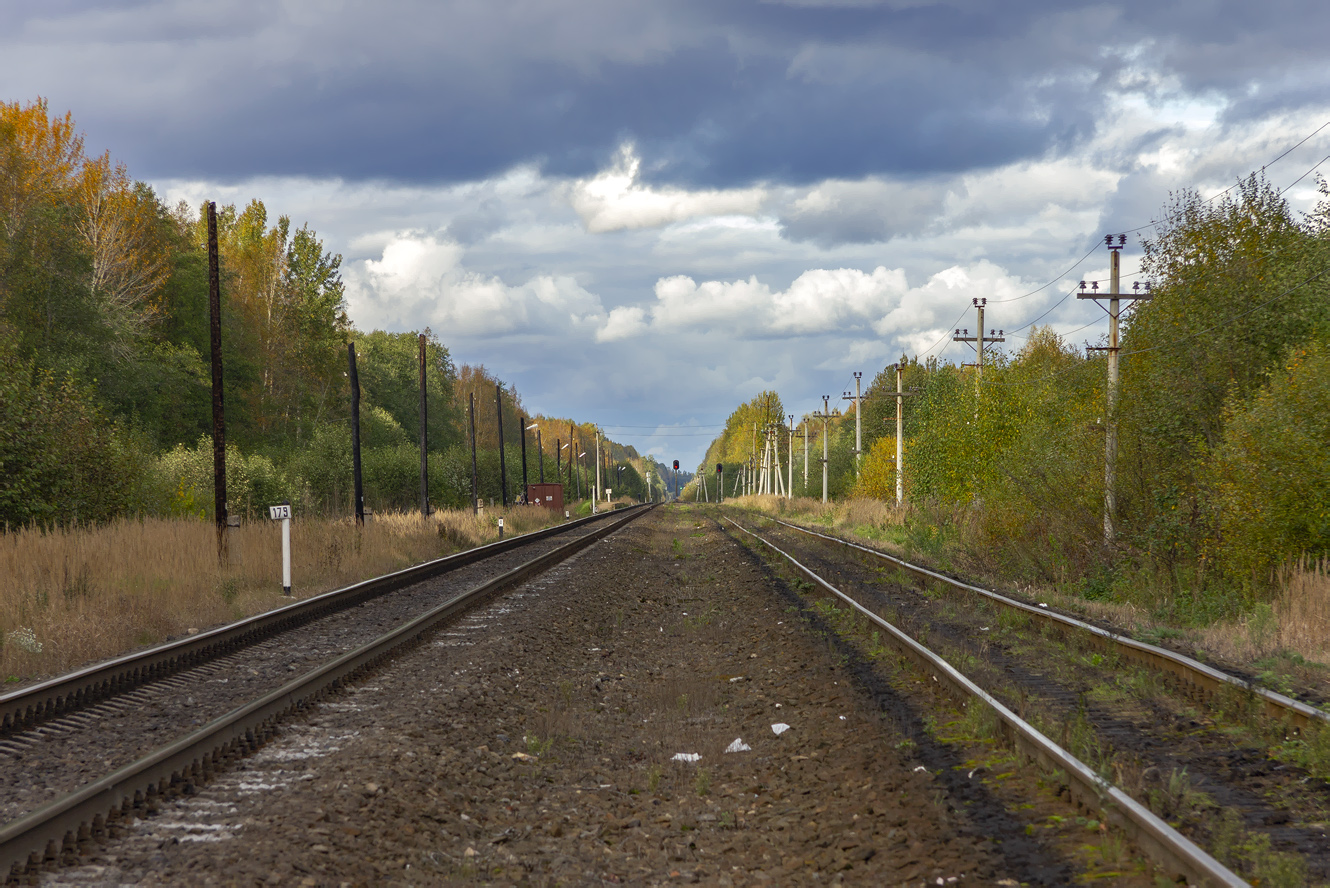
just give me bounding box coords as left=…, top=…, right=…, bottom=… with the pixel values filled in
left=1194, top=558, right=1330, bottom=669
left=1274, top=558, right=1330, bottom=659
left=0, top=506, right=564, bottom=684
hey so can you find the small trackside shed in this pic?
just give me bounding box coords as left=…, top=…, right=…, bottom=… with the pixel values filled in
left=526, top=483, right=564, bottom=513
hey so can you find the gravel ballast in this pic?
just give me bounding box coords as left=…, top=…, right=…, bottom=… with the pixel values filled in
left=41, top=507, right=1089, bottom=886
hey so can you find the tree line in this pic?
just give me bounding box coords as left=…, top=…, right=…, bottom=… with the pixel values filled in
left=703, top=175, right=1330, bottom=616
left=0, top=99, right=648, bottom=526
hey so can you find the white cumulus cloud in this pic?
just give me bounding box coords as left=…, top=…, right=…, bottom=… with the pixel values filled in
left=350, top=233, right=605, bottom=338
left=570, top=144, right=766, bottom=233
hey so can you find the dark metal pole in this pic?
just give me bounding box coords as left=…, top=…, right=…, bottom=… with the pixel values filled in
left=207, top=202, right=227, bottom=562
left=537, top=430, right=544, bottom=483
left=555, top=437, right=561, bottom=478
left=348, top=343, right=365, bottom=525
left=520, top=415, right=529, bottom=504
left=419, top=333, right=428, bottom=515
left=469, top=393, right=479, bottom=515
left=495, top=383, right=508, bottom=508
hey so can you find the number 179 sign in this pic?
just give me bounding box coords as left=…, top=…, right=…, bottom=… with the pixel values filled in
left=269, top=504, right=291, bottom=521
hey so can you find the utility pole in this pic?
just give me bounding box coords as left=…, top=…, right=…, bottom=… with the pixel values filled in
left=537, top=429, right=544, bottom=483
left=953, top=298, right=1006, bottom=382
left=594, top=431, right=601, bottom=514
left=803, top=419, right=808, bottom=485
left=519, top=416, right=530, bottom=504
left=896, top=360, right=905, bottom=506
left=495, top=384, right=508, bottom=507
left=469, top=393, right=479, bottom=515
left=348, top=343, right=365, bottom=525
left=1079, top=234, right=1152, bottom=545
left=812, top=395, right=832, bottom=504
left=841, top=372, right=862, bottom=478
left=419, top=333, right=428, bottom=516
left=206, top=202, right=228, bottom=563
left=892, top=357, right=919, bottom=508
left=787, top=414, right=795, bottom=500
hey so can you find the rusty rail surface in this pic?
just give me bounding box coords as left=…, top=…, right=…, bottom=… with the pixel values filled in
left=1, top=504, right=651, bottom=881
left=1, top=506, right=638, bottom=737
left=726, top=517, right=1247, bottom=888
left=765, top=516, right=1329, bottom=730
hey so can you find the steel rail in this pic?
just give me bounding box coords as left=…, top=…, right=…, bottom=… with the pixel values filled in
left=725, top=517, right=1246, bottom=888
left=1, top=506, right=636, bottom=736
left=763, top=516, right=1329, bottom=730
left=1, top=504, right=651, bottom=880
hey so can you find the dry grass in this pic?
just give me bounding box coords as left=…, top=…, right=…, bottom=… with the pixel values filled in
left=1195, top=559, right=1330, bottom=667
left=0, top=505, right=564, bottom=684
left=726, top=494, right=908, bottom=536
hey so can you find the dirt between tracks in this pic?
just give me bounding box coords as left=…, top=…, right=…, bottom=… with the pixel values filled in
left=45, top=508, right=1101, bottom=887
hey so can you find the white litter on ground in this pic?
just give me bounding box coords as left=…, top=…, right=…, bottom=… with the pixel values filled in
left=725, top=738, right=751, bottom=753
left=914, top=766, right=928, bottom=773
left=671, top=752, right=701, bottom=763
left=771, top=723, right=791, bottom=736
left=729, top=677, right=744, bottom=683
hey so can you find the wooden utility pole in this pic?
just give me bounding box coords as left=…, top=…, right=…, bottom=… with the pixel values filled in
left=468, top=393, right=479, bottom=515
left=1079, top=234, right=1152, bottom=544
left=206, top=202, right=228, bottom=562
left=537, top=429, right=544, bottom=483
left=419, top=333, right=428, bottom=516
left=348, top=343, right=365, bottom=525
left=495, top=384, right=508, bottom=507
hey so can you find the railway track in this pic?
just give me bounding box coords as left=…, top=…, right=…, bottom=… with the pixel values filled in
left=0, top=504, right=650, bottom=881
left=723, top=513, right=1313, bottom=888
left=765, top=515, right=1330, bottom=730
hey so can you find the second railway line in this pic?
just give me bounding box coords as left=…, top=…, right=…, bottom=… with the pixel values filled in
left=722, top=510, right=1330, bottom=885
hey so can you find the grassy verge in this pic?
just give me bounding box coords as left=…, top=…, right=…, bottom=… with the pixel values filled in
left=0, top=505, right=566, bottom=684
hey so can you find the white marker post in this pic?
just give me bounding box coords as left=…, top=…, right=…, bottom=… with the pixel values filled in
left=498, top=516, right=504, bottom=540
left=269, top=502, right=292, bottom=595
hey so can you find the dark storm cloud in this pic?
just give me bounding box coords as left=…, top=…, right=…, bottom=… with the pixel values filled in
left=4, top=0, right=1329, bottom=187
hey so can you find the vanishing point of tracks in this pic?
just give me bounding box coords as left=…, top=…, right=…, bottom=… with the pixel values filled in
left=724, top=512, right=1330, bottom=887
left=0, top=505, right=650, bottom=881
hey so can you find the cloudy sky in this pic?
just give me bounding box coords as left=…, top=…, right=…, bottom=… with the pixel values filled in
left=6, top=1, right=1329, bottom=467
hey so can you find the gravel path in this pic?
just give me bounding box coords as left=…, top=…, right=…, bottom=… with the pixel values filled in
left=40, top=507, right=1087, bottom=886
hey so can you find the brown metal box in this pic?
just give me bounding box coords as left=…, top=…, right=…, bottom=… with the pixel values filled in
left=526, top=483, right=564, bottom=513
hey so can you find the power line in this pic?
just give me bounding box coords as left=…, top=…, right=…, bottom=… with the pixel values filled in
left=1280, top=154, right=1330, bottom=196
left=987, top=241, right=1104, bottom=304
